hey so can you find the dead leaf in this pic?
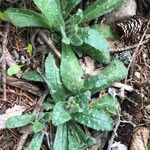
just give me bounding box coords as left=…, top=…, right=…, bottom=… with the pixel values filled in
left=111, top=141, right=128, bottom=150
left=130, top=127, right=150, bottom=150
left=79, top=56, right=100, bottom=77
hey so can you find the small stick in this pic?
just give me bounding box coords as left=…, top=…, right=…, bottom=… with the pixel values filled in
left=1, top=23, right=10, bottom=101
left=6, top=76, right=43, bottom=97
left=107, top=110, right=136, bottom=150
left=38, top=31, right=61, bottom=59
left=107, top=114, right=121, bottom=150
left=16, top=91, right=48, bottom=150
left=110, top=38, right=149, bottom=53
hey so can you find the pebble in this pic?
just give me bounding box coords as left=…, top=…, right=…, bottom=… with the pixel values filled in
left=105, top=0, right=137, bottom=24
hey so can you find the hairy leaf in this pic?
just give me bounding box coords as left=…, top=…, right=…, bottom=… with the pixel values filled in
left=32, top=120, right=45, bottom=133
left=80, top=0, right=123, bottom=24
left=52, top=102, right=71, bottom=126
left=23, top=70, right=44, bottom=82
left=72, top=108, right=113, bottom=131
left=92, top=25, right=114, bottom=38
left=67, top=91, right=91, bottom=113
left=68, top=122, right=96, bottom=150
left=53, top=123, right=68, bottom=150
left=27, top=132, right=44, bottom=150
left=66, top=10, right=83, bottom=46
left=90, top=94, right=119, bottom=116
left=78, top=28, right=110, bottom=64
left=83, top=60, right=128, bottom=94
left=33, top=0, right=64, bottom=30
left=33, top=0, right=70, bottom=44
left=5, top=114, right=35, bottom=128
left=3, top=8, right=49, bottom=28
left=61, top=44, right=84, bottom=94
left=45, top=53, right=68, bottom=102
left=62, top=0, right=81, bottom=18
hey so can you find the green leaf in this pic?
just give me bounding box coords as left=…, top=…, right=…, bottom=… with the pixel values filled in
left=92, top=25, right=114, bottom=38
left=68, top=122, right=96, bottom=150
left=0, top=12, right=4, bottom=21
left=78, top=28, right=110, bottom=64
left=42, top=102, right=54, bottom=111
left=26, top=132, right=44, bottom=150
left=43, top=112, right=52, bottom=122
left=53, top=123, right=68, bottom=150
left=5, top=114, right=35, bottom=128
left=33, top=0, right=70, bottom=44
left=52, top=102, right=71, bottom=126
left=33, top=0, right=64, bottom=30
left=90, top=94, right=119, bottom=116
left=65, top=10, right=83, bottom=46
left=72, top=108, right=113, bottom=131
left=7, top=64, right=21, bottom=76
left=26, top=43, right=33, bottom=55
left=80, top=0, right=123, bottom=24
left=32, top=120, right=45, bottom=133
left=67, top=91, right=91, bottom=113
left=66, top=9, right=83, bottom=26
left=23, top=70, right=44, bottom=82
left=45, top=53, right=68, bottom=102
left=61, top=44, right=84, bottom=94
left=83, top=60, right=128, bottom=94
left=3, top=8, right=49, bottom=28
left=62, top=0, right=81, bottom=18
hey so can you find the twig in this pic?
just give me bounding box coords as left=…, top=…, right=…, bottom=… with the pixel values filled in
left=110, top=38, right=149, bottom=53
left=107, top=109, right=136, bottom=150
left=6, top=76, right=43, bottom=97
left=1, top=23, right=10, bottom=101
left=16, top=91, right=48, bottom=150
left=112, top=82, right=134, bottom=92
left=38, top=31, right=61, bottom=59
left=107, top=114, right=121, bottom=150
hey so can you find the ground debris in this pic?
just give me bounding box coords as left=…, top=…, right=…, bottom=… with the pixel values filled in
left=130, top=127, right=150, bottom=150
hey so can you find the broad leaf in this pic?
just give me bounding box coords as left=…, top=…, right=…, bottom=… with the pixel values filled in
left=72, top=108, right=113, bottom=131
left=7, top=64, right=21, bottom=76
left=33, top=0, right=64, bottom=30
left=27, top=132, right=44, bottom=150
left=62, top=0, right=81, bottom=18
left=90, top=94, right=119, bottom=116
left=83, top=60, right=128, bottom=94
left=66, top=9, right=83, bottom=46
left=43, top=112, right=52, bottom=122
left=67, top=91, right=91, bottom=113
left=66, top=9, right=83, bottom=26
left=61, top=44, right=84, bottom=94
left=45, top=53, right=68, bottom=102
left=52, top=102, right=71, bottom=126
left=92, top=25, right=114, bottom=39
left=80, top=0, right=123, bottom=24
left=23, top=70, right=44, bottom=82
left=3, top=8, right=49, bottom=28
left=78, top=28, right=110, bottom=64
left=32, top=120, right=45, bottom=133
left=5, top=114, right=35, bottom=128
left=26, top=44, right=33, bottom=55
left=53, top=123, right=68, bottom=150
left=68, top=122, right=96, bottom=150
left=33, top=0, right=70, bottom=44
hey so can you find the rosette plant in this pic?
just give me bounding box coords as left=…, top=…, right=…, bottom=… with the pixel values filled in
left=3, top=0, right=128, bottom=149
